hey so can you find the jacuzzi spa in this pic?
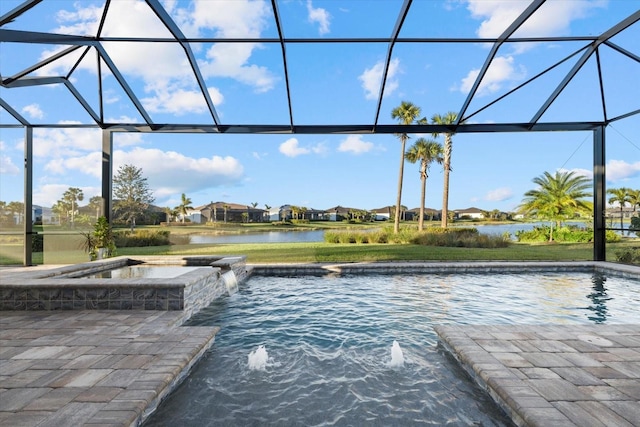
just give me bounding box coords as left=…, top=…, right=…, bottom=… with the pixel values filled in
left=0, top=255, right=248, bottom=322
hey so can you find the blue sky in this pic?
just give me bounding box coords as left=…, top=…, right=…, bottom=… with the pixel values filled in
left=1, top=0, right=639, bottom=213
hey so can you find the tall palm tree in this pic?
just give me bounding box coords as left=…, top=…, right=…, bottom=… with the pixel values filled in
left=391, top=101, right=423, bottom=234
left=431, top=112, right=460, bottom=228
left=607, top=187, right=632, bottom=230
left=404, top=138, right=444, bottom=231
left=518, top=170, right=592, bottom=242
left=176, top=193, right=193, bottom=223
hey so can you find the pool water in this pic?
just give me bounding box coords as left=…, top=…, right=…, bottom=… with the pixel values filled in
left=143, top=271, right=640, bottom=426
left=81, top=265, right=208, bottom=279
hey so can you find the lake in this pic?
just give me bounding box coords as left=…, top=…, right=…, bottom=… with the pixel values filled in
left=185, top=221, right=631, bottom=244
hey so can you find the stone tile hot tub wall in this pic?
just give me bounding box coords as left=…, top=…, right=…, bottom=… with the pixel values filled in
left=0, top=255, right=247, bottom=322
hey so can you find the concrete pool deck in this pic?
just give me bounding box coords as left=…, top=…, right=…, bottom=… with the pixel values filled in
left=1, top=261, right=639, bottom=426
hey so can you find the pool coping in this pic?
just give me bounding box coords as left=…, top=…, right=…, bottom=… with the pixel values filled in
left=248, top=260, right=640, bottom=278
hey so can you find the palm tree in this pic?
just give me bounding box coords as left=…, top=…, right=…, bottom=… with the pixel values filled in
left=518, top=170, right=592, bottom=242
left=175, top=193, right=193, bottom=223
left=629, top=189, right=640, bottom=213
left=431, top=112, right=461, bottom=228
left=626, top=189, right=640, bottom=236
left=6, top=201, right=24, bottom=225
left=164, top=206, right=176, bottom=223
left=391, top=101, right=423, bottom=234
left=404, top=138, right=444, bottom=231
left=223, top=204, right=230, bottom=223
left=88, top=196, right=103, bottom=220
left=607, top=187, right=632, bottom=231
left=63, top=187, right=84, bottom=227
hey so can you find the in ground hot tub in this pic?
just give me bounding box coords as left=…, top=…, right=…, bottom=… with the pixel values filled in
left=0, top=255, right=247, bottom=322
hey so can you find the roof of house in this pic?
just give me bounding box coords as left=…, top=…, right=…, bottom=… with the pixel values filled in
left=194, top=202, right=264, bottom=211
left=455, top=207, right=485, bottom=214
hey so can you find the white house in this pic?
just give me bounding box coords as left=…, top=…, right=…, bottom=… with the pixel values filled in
left=455, top=207, right=485, bottom=219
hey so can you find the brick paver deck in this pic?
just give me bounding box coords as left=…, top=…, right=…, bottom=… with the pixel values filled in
left=0, top=310, right=218, bottom=427
left=436, top=324, right=640, bottom=427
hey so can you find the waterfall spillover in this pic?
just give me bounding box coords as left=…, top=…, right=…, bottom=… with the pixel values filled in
left=389, top=340, right=405, bottom=367
left=247, top=345, right=269, bottom=370
left=222, top=270, right=239, bottom=295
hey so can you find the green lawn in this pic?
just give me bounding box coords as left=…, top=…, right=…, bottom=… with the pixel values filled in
left=1, top=221, right=638, bottom=265
left=114, top=240, right=636, bottom=264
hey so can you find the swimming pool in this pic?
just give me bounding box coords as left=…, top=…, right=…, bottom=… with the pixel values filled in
left=143, top=270, right=640, bottom=426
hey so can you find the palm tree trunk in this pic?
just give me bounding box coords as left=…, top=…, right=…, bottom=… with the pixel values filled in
left=394, top=136, right=407, bottom=234
left=418, top=162, right=427, bottom=231
left=441, top=134, right=452, bottom=228
left=620, top=207, right=624, bottom=231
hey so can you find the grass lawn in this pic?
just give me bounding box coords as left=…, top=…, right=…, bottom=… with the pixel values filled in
left=1, top=221, right=638, bottom=265
left=114, top=240, right=637, bottom=264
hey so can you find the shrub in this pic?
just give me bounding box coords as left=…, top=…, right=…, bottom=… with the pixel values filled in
left=631, top=216, right=640, bottom=237
left=324, top=227, right=508, bottom=248
left=605, top=230, right=621, bottom=243
left=410, top=230, right=509, bottom=248
left=516, top=225, right=621, bottom=243
left=615, top=247, right=640, bottom=265
left=114, top=229, right=171, bottom=247
left=291, top=219, right=309, bottom=224
left=516, top=226, right=552, bottom=242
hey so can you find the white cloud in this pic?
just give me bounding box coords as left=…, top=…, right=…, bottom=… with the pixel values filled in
left=185, top=0, right=277, bottom=92
left=0, top=154, right=20, bottom=175
left=311, top=142, right=329, bottom=155
left=22, top=104, right=44, bottom=119
left=112, top=147, right=244, bottom=201
left=338, top=135, right=374, bottom=155
left=606, top=159, right=640, bottom=182
left=33, top=126, right=103, bottom=158
left=359, top=58, right=400, bottom=100
left=142, top=85, right=224, bottom=115
left=0, top=141, right=20, bottom=175
left=558, top=161, right=640, bottom=184
left=38, top=0, right=274, bottom=115
left=459, top=55, right=525, bottom=95
left=279, top=138, right=310, bottom=157
left=467, top=0, right=606, bottom=39
left=559, top=167, right=592, bottom=179
left=484, top=187, right=513, bottom=202
left=307, top=0, right=331, bottom=35
left=32, top=183, right=95, bottom=208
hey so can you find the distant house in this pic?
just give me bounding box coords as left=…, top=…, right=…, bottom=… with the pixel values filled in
left=605, top=206, right=636, bottom=220
left=371, top=206, right=393, bottom=221
left=407, top=207, right=441, bottom=221
left=279, top=205, right=328, bottom=221
left=188, top=202, right=265, bottom=223
left=455, top=207, right=485, bottom=219
left=324, top=205, right=367, bottom=221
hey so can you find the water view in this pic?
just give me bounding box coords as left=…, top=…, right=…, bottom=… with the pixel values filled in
left=183, top=221, right=632, bottom=244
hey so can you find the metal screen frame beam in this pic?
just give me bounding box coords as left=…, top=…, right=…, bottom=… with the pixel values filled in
left=593, top=126, right=606, bottom=261
left=23, top=126, right=33, bottom=266
left=102, top=130, right=113, bottom=222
